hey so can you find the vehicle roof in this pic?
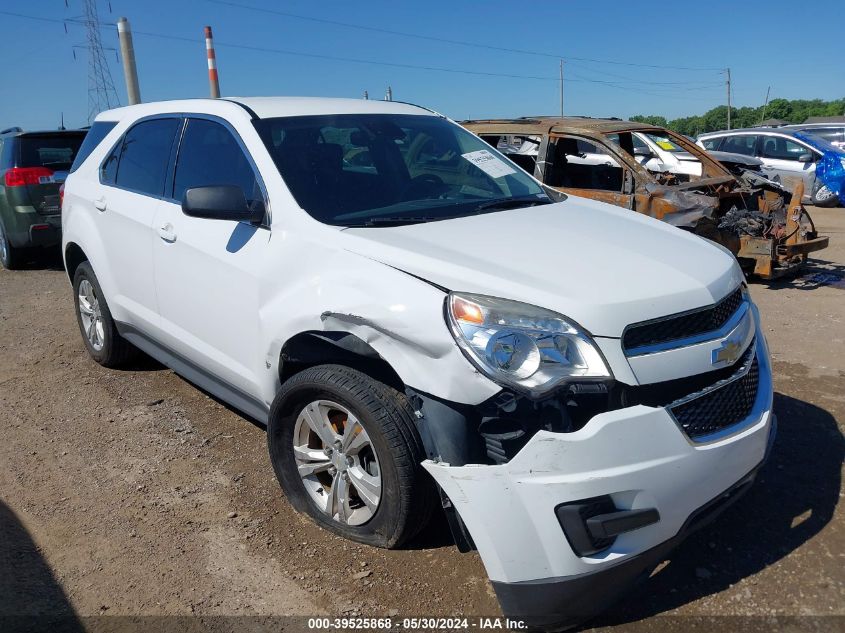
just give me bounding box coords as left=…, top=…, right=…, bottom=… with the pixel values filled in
left=460, top=116, right=665, bottom=136
left=698, top=127, right=808, bottom=138
left=781, top=123, right=844, bottom=130
left=95, top=96, right=434, bottom=122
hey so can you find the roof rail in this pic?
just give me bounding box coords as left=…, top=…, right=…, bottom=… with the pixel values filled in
left=1, top=126, right=23, bottom=135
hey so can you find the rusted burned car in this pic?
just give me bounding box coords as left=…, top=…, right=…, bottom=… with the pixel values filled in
left=462, top=117, right=829, bottom=279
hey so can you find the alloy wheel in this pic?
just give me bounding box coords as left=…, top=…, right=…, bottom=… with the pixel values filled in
left=78, top=279, right=105, bottom=351
left=293, top=399, right=382, bottom=526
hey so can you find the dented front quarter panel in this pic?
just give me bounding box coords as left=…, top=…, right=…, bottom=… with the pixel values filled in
left=254, top=229, right=501, bottom=409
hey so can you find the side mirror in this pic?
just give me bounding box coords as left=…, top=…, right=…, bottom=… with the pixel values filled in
left=182, top=185, right=265, bottom=223
left=798, top=153, right=814, bottom=163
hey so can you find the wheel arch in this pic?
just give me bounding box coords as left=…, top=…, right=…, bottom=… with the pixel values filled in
left=278, top=330, right=405, bottom=394
left=64, top=242, right=88, bottom=282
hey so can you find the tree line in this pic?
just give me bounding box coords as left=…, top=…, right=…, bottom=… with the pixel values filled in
left=629, top=98, right=845, bottom=137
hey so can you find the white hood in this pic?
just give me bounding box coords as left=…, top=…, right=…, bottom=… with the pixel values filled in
left=341, top=196, right=743, bottom=338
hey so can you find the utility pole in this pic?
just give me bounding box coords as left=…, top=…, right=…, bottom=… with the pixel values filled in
left=725, top=67, right=732, bottom=130
left=559, top=59, right=564, bottom=117
left=117, top=17, right=141, bottom=105
left=759, top=86, right=771, bottom=125
left=205, top=26, right=220, bottom=98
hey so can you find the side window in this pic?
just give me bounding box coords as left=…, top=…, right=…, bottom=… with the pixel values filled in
left=546, top=135, right=624, bottom=192
left=173, top=118, right=261, bottom=204
left=720, top=135, right=757, bottom=156
left=113, top=118, right=181, bottom=196
left=761, top=137, right=811, bottom=161
left=479, top=134, right=538, bottom=174
left=701, top=137, right=722, bottom=151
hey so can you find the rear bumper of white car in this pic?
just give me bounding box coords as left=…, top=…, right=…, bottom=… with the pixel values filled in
left=423, top=334, right=774, bottom=630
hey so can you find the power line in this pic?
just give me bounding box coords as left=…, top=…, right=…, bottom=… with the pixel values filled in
left=203, top=0, right=724, bottom=72
left=0, top=9, right=724, bottom=102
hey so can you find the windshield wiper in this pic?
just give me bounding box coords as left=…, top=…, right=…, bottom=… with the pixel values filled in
left=472, top=196, right=553, bottom=213
left=354, top=216, right=441, bottom=227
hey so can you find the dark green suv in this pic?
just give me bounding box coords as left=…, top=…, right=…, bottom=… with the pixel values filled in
left=0, top=127, right=86, bottom=269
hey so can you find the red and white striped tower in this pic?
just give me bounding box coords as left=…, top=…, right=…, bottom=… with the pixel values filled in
left=204, top=26, right=220, bottom=98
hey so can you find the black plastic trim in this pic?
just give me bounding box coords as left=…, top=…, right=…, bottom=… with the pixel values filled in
left=586, top=507, right=660, bottom=540
left=221, top=98, right=260, bottom=120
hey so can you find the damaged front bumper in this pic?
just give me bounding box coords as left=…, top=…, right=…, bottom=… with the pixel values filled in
left=422, top=334, right=774, bottom=630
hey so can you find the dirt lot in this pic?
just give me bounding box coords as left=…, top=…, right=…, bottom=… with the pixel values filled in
left=1, top=208, right=843, bottom=632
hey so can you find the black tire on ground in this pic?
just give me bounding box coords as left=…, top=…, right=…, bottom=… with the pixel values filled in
left=0, top=222, right=24, bottom=270
left=72, top=261, right=138, bottom=367
left=811, top=181, right=839, bottom=207
left=268, top=364, right=436, bottom=549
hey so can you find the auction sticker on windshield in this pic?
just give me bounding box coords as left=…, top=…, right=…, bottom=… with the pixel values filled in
left=461, top=149, right=517, bottom=179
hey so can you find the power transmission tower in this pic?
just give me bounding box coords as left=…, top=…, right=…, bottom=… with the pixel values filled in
left=71, top=0, right=120, bottom=122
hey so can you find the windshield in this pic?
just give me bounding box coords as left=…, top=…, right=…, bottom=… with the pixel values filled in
left=640, top=131, right=686, bottom=153
left=254, top=114, right=548, bottom=227
left=19, top=133, right=84, bottom=171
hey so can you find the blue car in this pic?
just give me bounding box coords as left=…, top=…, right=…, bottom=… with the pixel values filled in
left=697, top=127, right=845, bottom=207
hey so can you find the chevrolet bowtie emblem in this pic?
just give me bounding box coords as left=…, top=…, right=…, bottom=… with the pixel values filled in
left=712, top=339, right=742, bottom=365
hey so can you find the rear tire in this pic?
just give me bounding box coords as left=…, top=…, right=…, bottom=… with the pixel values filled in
left=72, top=261, right=138, bottom=367
left=268, top=364, right=436, bottom=548
left=0, top=222, right=23, bottom=270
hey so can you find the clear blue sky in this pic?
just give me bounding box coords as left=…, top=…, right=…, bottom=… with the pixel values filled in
left=1, top=0, right=843, bottom=129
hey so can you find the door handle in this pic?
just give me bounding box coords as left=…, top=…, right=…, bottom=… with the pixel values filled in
left=94, top=197, right=107, bottom=212
left=158, top=223, right=177, bottom=243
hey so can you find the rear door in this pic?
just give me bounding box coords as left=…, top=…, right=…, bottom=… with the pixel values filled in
left=152, top=116, right=270, bottom=400
left=758, top=134, right=817, bottom=191
left=97, top=116, right=182, bottom=331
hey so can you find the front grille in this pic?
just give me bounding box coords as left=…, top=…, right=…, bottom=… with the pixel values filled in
left=623, top=287, right=744, bottom=352
left=669, top=344, right=759, bottom=440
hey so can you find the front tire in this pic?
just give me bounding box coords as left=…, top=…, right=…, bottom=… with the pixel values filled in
left=268, top=364, right=435, bottom=548
left=72, top=261, right=138, bottom=367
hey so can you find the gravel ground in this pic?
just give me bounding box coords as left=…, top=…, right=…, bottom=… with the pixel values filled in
left=0, top=207, right=842, bottom=633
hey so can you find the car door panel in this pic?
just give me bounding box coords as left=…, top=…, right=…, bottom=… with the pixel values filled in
left=758, top=135, right=816, bottom=192
left=97, top=117, right=181, bottom=332
left=153, top=204, right=269, bottom=397
left=151, top=116, right=269, bottom=399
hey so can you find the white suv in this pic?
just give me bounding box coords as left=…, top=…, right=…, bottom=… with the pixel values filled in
left=62, top=97, right=775, bottom=629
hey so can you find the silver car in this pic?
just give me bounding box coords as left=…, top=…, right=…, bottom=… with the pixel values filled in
left=783, top=123, right=845, bottom=150
left=697, top=127, right=845, bottom=206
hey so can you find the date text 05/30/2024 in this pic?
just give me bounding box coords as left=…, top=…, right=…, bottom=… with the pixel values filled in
left=307, top=617, right=528, bottom=630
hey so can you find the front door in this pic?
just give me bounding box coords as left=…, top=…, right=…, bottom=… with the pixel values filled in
left=152, top=116, right=270, bottom=402
left=542, top=134, right=635, bottom=208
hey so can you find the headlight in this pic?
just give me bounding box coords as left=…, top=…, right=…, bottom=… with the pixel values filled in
left=445, top=292, right=610, bottom=396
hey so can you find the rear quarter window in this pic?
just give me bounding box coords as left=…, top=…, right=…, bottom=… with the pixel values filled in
left=701, top=137, right=722, bottom=150
left=70, top=122, right=117, bottom=173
